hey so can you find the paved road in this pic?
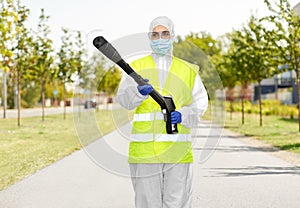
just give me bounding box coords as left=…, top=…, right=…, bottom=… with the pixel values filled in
left=0, top=107, right=74, bottom=118
left=0, top=104, right=117, bottom=118
left=0, top=121, right=300, bottom=208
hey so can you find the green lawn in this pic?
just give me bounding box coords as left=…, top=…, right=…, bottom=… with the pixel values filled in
left=225, top=112, right=300, bottom=154
left=0, top=108, right=130, bottom=191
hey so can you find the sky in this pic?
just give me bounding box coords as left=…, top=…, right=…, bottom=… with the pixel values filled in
left=23, top=0, right=300, bottom=49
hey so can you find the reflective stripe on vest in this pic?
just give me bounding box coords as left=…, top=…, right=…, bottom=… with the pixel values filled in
left=130, top=133, right=192, bottom=142
left=131, top=119, right=191, bottom=135
left=133, top=112, right=164, bottom=121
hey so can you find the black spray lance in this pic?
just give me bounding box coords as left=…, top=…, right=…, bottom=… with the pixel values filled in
left=93, top=36, right=178, bottom=134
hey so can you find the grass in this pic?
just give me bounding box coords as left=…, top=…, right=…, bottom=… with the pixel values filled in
left=225, top=112, right=300, bottom=154
left=0, top=108, right=130, bottom=191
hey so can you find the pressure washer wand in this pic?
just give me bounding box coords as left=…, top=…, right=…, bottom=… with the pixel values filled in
left=93, top=36, right=178, bottom=134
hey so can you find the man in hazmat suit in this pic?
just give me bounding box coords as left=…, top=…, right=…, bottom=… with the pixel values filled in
left=116, top=16, right=208, bottom=208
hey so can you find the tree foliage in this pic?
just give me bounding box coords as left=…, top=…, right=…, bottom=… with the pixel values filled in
left=173, top=32, right=223, bottom=101
left=0, top=0, right=17, bottom=73
left=98, top=66, right=121, bottom=96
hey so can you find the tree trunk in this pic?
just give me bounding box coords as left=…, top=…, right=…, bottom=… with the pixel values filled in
left=258, top=81, right=263, bottom=127
left=41, top=79, right=45, bottom=121
left=227, top=88, right=235, bottom=120
left=274, top=76, right=278, bottom=100
left=63, top=86, right=66, bottom=120
left=3, top=71, right=7, bottom=119
left=17, top=70, right=21, bottom=127
left=297, top=73, right=300, bottom=132
left=230, top=100, right=233, bottom=120
left=77, top=89, right=81, bottom=118
left=241, top=95, right=245, bottom=125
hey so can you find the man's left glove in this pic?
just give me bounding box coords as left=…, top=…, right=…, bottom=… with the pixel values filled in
left=170, top=111, right=182, bottom=124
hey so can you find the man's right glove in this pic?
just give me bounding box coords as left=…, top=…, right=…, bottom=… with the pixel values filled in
left=137, top=79, right=153, bottom=96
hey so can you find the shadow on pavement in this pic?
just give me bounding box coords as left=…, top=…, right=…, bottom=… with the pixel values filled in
left=203, top=166, right=300, bottom=177
left=193, top=134, right=249, bottom=139
left=193, top=145, right=279, bottom=153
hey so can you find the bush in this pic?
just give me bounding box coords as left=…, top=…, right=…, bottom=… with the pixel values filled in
left=226, top=99, right=297, bottom=118
left=261, top=100, right=282, bottom=106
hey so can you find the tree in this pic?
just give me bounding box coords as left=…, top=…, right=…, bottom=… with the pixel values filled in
left=29, top=8, right=54, bottom=121
left=57, top=28, right=84, bottom=119
left=227, top=29, right=253, bottom=125
left=235, top=15, right=280, bottom=126
left=13, top=0, right=32, bottom=126
left=263, top=0, right=300, bottom=131
left=0, top=0, right=18, bottom=118
left=216, top=34, right=239, bottom=120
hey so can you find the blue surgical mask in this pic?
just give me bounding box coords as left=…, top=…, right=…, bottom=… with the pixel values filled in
left=150, top=39, right=172, bottom=56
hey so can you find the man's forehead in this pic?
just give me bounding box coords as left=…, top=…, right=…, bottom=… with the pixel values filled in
left=153, top=25, right=169, bottom=31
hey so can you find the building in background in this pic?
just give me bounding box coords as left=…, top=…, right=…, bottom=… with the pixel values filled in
left=253, top=70, right=297, bottom=105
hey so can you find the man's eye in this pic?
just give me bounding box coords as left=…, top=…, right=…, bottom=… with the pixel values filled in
left=162, top=31, right=170, bottom=36
left=152, top=33, right=159, bottom=37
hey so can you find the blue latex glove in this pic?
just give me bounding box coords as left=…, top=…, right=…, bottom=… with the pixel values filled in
left=170, top=111, right=182, bottom=124
left=137, top=79, right=153, bottom=96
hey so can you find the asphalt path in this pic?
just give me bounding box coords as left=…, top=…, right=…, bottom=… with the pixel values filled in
left=0, top=120, right=300, bottom=208
left=0, top=107, right=73, bottom=118
left=0, top=104, right=116, bottom=118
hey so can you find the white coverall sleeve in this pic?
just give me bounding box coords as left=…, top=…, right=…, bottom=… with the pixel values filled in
left=178, top=74, right=208, bottom=128
left=116, top=73, right=148, bottom=110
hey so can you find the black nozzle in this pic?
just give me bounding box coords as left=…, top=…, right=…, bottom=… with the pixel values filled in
left=93, top=36, right=122, bottom=64
left=93, top=36, right=108, bottom=49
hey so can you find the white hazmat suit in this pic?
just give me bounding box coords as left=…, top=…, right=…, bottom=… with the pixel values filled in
left=116, top=16, right=208, bottom=208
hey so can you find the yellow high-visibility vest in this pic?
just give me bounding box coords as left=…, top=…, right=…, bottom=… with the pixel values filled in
left=129, top=55, right=198, bottom=163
